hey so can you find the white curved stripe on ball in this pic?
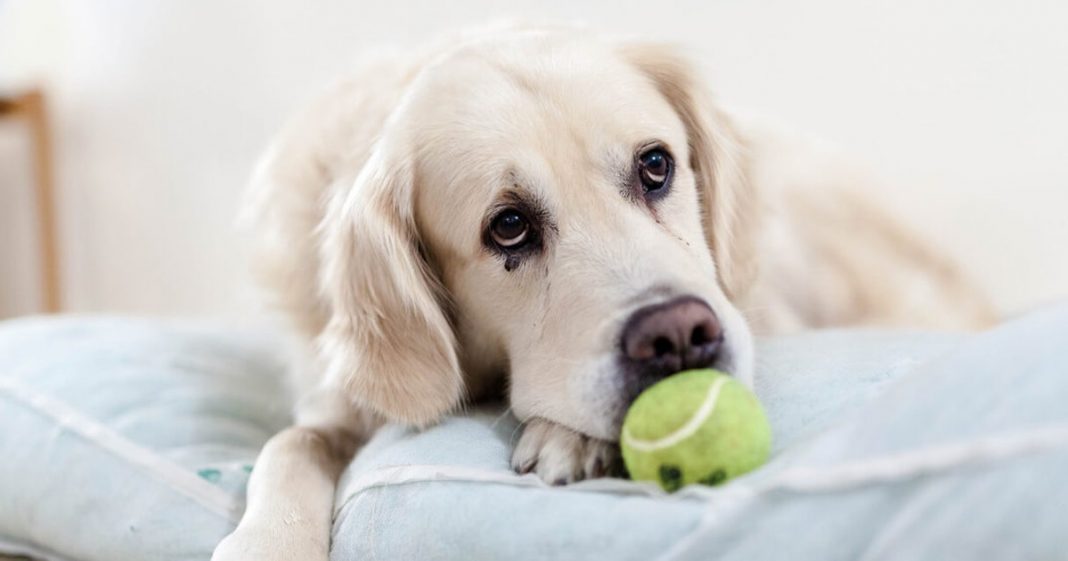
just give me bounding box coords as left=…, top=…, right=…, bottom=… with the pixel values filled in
left=622, top=375, right=728, bottom=453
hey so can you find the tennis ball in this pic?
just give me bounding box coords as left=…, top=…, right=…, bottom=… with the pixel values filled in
left=621, top=369, right=771, bottom=491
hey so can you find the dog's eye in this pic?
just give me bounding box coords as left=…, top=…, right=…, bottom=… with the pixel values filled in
left=637, top=148, right=673, bottom=192
left=490, top=209, right=530, bottom=248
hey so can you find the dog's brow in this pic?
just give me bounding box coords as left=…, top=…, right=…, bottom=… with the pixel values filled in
left=497, top=171, right=544, bottom=211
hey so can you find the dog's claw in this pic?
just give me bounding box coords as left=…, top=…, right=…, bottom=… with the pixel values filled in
left=510, top=418, right=621, bottom=485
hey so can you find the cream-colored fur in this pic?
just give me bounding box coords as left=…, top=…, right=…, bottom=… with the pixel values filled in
left=213, top=26, right=994, bottom=560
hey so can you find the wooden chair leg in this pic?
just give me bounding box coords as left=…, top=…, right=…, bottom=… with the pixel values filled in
left=21, top=91, right=61, bottom=313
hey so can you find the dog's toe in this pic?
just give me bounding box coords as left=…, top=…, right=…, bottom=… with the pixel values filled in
left=531, top=425, right=585, bottom=484
left=583, top=437, right=623, bottom=478
left=511, top=418, right=550, bottom=474
left=511, top=418, right=621, bottom=484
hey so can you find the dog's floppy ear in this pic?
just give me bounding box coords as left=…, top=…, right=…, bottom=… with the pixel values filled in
left=620, top=43, right=760, bottom=301
left=317, top=141, right=463, bottom=427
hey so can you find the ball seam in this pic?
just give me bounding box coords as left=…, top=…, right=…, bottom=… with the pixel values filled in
left=621, top=376, right=728, bottom=452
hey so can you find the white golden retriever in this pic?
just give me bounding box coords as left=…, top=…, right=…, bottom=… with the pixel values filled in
left=213, top=25, right=994, bottom=560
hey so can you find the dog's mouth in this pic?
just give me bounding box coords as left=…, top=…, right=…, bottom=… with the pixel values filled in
left=609, top=352, right=735, bottom=433
left=627, top=351, right=728, bottom=391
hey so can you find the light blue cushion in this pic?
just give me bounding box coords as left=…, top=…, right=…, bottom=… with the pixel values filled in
left=0, top=318, right=291, bottom=561
left=2, top=306, right=1067, bottom=561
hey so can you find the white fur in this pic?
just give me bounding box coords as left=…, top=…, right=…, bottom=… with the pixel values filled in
left=214, top=25, right=993, bottom=561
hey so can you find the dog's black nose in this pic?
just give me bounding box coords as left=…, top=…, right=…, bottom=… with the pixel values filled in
left=620, top=296, right=723, bottom=395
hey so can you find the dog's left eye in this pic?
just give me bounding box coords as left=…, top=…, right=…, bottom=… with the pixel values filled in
left=490, top=209, right=530, bottom=249
left=637, top=148, right=673, bottom=193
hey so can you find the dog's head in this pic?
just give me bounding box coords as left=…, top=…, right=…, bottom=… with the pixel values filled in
left=319, top=30, right=758, bottom=440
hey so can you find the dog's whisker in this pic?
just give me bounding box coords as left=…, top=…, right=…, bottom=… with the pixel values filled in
left=489, top=406, right=515, bottom=430
left=508, top=420, right=526, bottom=446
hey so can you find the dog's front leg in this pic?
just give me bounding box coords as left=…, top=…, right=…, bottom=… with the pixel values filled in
left=212, top=407, right=373, bottom=561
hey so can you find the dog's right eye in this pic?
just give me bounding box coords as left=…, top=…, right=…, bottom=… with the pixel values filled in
left=490, top=209, right=530, bottom=249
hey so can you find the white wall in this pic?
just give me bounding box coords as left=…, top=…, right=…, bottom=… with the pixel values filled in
left=1, top=0, right=1065, bottom=320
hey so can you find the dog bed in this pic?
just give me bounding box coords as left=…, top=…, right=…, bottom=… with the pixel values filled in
left=1, top=306, right=1067, bottom=561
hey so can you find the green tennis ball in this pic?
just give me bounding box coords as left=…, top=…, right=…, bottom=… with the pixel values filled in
left=621, top=369, right=771, bottom=491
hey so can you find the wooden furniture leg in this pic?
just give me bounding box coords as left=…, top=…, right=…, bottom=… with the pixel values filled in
left=0, top=90, right=61, bottom=313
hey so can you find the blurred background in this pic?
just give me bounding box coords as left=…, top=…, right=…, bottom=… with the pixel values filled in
left=1, top=0, right=1065, bottom=323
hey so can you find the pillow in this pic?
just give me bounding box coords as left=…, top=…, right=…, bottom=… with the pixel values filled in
left=1, top=307, right=1066, bottom=561
left=0, top=317, right=291, bottom=561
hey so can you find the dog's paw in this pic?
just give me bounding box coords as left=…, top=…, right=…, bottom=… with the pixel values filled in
left=510, top=418, right=624, bottom=485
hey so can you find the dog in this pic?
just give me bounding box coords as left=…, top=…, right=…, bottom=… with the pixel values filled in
left=212, top=25, right=995, bottom=560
